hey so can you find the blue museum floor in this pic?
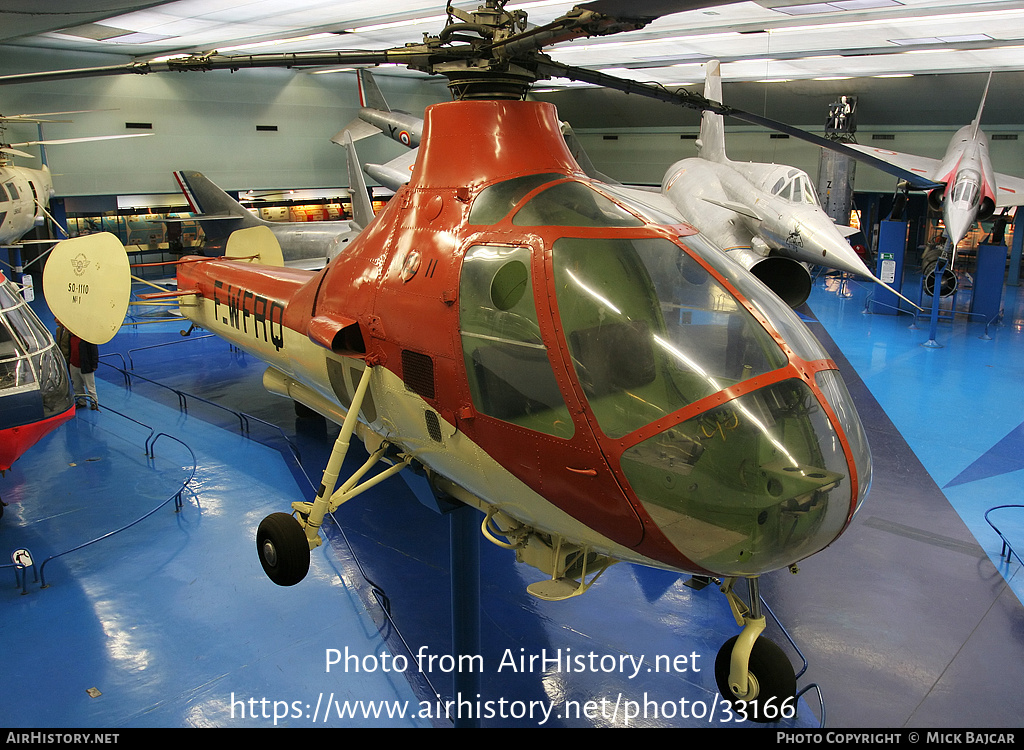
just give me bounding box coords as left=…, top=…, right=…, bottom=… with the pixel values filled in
left=2, top=267, right=1023, bottom=729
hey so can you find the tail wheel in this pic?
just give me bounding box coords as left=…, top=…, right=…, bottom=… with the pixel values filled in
left=256, top=512, right=310, bottom=586
left=714, top=635, right=797, bottom=723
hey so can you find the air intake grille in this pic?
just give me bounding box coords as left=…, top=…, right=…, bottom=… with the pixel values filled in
left=424, top=411, right=442, bottom=442
left=402, top=350, right=435, bottom=399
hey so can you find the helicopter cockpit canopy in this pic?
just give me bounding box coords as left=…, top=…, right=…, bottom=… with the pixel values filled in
left=459, top=173, right=870, bottom=575
left=0, top=273, right=73, bottom=434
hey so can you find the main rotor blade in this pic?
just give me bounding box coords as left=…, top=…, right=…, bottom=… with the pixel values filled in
left=535, top=60, right=946, bottom=191
left=10, top=133, right=154, bottom=148
left=0, top=1, right=737, bottom=87
left=1, top=109, right=115, bottom=121
left=0, top=64, right=145, bottom=86
left=0, top=49, right=430, bottom=86
left=578, top=0, right=734, bottom=19
left=491, top=0, right=736, bottom=59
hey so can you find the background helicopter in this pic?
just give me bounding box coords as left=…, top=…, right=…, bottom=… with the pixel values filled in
left=1, top=110, right=153, bottom=250
left=0, top=111, right=154, bottom=508
left=33, top=0, right=873, bottom=720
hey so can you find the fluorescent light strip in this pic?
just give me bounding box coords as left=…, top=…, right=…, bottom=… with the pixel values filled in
left=774, top=7, right=1024, bottom=34
left=216, top=33, right=336, bottom=53
left=344, top=15, right=446, bottom=34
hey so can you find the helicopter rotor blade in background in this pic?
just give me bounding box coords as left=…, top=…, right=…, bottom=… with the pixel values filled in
left=8, top=133, right=154, bottom=148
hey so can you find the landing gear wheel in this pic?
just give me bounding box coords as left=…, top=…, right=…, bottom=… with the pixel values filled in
left=256, top=512, right=310, bottom=586
left=715, top=635, right=797, bottom=723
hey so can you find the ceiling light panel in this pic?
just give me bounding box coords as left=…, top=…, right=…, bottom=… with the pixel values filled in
left=5, top=0, right=1022, bottom=82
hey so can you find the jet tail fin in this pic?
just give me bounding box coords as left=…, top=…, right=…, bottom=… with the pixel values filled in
left=173, top=170, right=265, bottom=245
left=561, top=122, right=619, bottom=184
left=696, top=60, right=727, bottom=163
left=970, top=72, right=993, bottom=140
left=357, top=68, right=391, bottom=112
left=340, top=131, right=376, bottom=231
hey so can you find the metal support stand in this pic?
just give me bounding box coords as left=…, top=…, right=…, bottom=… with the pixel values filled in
left=10, top=548, right=36, bottom=595
left=1009, top=211, right=1023, bottom=287
left=923, top=256, right=947, bottom=349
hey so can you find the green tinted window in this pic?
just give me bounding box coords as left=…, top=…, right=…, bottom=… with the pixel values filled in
left=460, top=244, right=573, bottom=438
left=468, top=173, right=562, bottom=225
left=621, top=379, right=851, bottom=575
left=552, top=237, right=787, bottom=438
left=513, top=181, right=643, bottom=228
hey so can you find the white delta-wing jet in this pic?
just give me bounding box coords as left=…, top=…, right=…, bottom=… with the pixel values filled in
left=850, top=72, right=1024, bottom=257
left=641, top=60, right=916, bottom=309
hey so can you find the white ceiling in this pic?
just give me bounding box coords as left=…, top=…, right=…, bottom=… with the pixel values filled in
left=2, top=0, right=1023, bottom=87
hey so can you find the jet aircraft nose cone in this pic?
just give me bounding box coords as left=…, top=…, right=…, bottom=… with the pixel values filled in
left=943, top=206, right=974, bottom=250
left=797, top=215, right=874, bottom=280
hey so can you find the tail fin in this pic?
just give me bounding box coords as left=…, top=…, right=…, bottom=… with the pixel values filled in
left=335, top=68, right=393, bottom=142
left=340, top=131, right=376, bottom=230
left=173, top=170, right=265, bottom=247
left=696, top=60, right=727, bottom=163
left=970, top=72, right=993, bottom=139
left=357, top=68, right=391, bottom=111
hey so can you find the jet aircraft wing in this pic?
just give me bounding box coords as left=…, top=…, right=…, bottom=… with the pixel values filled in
left=994, top=171, right=1024, bottom=207
left=849, top=143, right=1024, bottom=208
left=334, top=117, right=381, bottom=143
left=598, top=182, right=693, bottom=226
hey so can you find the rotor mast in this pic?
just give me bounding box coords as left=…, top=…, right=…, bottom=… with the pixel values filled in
left=427, top=0, right=656, bottom=100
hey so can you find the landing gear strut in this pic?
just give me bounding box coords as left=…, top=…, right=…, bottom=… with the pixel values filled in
left=714, top=577, right=797, bottom=723
left=255, top=365, right=411, bottom=586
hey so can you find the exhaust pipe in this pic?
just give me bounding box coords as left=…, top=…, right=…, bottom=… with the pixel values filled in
left=727, top=248, right=812, bottom=308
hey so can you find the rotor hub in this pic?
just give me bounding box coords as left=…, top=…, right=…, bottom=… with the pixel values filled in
left=444, top=69, right=535, bottom=100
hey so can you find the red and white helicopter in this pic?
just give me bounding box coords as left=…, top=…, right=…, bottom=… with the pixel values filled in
left=32, top=0, right=872, bottom=718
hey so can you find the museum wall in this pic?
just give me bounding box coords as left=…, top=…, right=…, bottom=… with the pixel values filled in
left=0, top=45, right=446, bottom=197
left=2, top=44, right=1022, bottom=199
